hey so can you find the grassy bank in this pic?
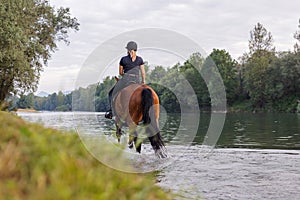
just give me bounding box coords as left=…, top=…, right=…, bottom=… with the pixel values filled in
left=0, top=111, right=172, bottom=200
left=229, top=98, right=300, bottom=113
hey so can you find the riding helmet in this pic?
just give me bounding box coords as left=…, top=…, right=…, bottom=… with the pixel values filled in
left=126, top=41, right=138, bottom=51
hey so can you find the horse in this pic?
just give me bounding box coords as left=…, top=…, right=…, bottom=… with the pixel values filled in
left=112, top=80, right=168, bottom=158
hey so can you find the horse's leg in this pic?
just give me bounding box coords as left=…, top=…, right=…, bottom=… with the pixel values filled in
left=115, top=118, right=122, bottom=143
left=116, top=124, right=122, bottom=143
left=128, top=122, right=141, bottom=153
left=131, top=123, right=141, bottom=153
left=128, top=122, right=134, bottom=148
left=128, top=134, right=134, bottom=149
left=134, top=135, right=141, bottom=153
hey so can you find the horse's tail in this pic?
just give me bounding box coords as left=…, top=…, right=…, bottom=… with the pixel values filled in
left=141, top=88, right=168, bottom=158
left=141, top=88, right=154, bottom=124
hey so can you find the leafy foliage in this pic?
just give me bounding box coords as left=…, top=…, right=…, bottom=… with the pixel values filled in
left=11, top=21, right=300, bottom=113
left=243, top=23, right=276, bottom=108
left=209, top=49, right=238, bottom=105
left=15, top=48, right=300, bottom=113
left=294, top=19, right=300, bottom=51
left=0, top=0, right=79, bottom=105
left=248, top=22, right=275, bottom=55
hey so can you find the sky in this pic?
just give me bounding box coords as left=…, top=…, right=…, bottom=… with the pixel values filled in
left=37, top=0, right=300, bottom=94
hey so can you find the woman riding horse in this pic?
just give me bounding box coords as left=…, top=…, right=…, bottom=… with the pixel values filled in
left=105, top=41, right=167, bottom=158
left=105, top=41, right=146, bottom=119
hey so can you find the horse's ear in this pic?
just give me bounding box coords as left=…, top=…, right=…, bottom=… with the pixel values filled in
left=114, top=76, right=120, bottom=82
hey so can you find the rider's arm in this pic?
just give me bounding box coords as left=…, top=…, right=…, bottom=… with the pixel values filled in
left=119, top=65, right=124, bottom=76
left=140, top=65, right=146, bottom=84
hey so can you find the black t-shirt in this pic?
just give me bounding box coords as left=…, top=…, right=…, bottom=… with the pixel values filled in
left=119, top=55, right=144, bottom=75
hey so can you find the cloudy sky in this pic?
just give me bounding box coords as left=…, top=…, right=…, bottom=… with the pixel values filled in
left=37, top=0, right=300, bottom=93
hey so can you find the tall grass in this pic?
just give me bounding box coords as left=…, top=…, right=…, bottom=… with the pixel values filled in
left=0, top=112, right=172, bottom=200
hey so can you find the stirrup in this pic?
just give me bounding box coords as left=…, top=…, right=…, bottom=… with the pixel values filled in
left=105, top=111, right=113, bottom=119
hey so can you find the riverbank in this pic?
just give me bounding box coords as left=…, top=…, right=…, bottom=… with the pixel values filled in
left=16, top=108, right=39, bottom=113
left=0, top=111, right=172, bottom=200
left=228, top=99, right=300, bottom=113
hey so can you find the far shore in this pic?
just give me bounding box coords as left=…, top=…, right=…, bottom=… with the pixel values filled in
left=17, top=108, right=39, bottom=113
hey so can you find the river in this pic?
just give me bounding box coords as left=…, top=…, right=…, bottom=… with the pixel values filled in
left=17, top=112, right=300, bottom=199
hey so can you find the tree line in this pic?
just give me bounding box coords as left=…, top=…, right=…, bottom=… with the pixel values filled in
left=16, top=91, right=72, bottom=111
left=13, top=23, right=300, bottom=113
left=0, top=1, right=299, bottom=113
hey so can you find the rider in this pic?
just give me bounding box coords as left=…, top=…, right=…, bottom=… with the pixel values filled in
left=105, top=41, right=146, bottom=119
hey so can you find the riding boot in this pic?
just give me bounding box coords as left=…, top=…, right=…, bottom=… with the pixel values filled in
left=105, top=87, right=114, bottom=119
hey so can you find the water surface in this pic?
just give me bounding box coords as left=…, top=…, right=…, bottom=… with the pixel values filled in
left=17, top=112, right=300, bottom=199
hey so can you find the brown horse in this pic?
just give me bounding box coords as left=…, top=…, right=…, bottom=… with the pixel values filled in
left=113, top=82, right=168, bottom=158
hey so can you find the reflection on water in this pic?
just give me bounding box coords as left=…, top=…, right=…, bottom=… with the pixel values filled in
left=159, top=112, right=299, bottom=150
left=17, top=112, right=76, bottom=131
left=218, top=113, right=300, bottom=150
left=17, top=112, right=300, bottom=150
left=17, top=111, right=300, bottom=199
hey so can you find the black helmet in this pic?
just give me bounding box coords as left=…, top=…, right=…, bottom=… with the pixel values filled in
left=126, top=41, right=137, bottom=51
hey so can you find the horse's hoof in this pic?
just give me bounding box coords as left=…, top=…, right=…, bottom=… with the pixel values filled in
left=128, top=142, right=134, bottom=149
left=104, top=111, right=113, bottom=119
left=136, top=146, right=141, bottom=154
left=155, top=149, right=168, bottom=159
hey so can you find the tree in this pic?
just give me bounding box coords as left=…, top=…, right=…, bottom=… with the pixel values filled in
left=0, top=0, right=79, bottom=106
left=17, top=93, right=34, bottom=109
left=57, top=91, right=65, bottom=107
left=248, top=22, right=274, bottom=56
left=48, top=93, right=57, bottom=111
left=179, top=53, right=211, bottom=109
left=95, top=76, right=116, bottom=112
left=294, top=19, right=300, bottom=51
left=148, top=66, right=167, bottom=83
left=267, top=51, right=300, bottom=112
left=244, top=23, right=276, bottom=109
left=157, top=66, right=182, bottom=112
left=209, top=49, right=238, bottom=105
left=236, top=53, right=250, bottom=101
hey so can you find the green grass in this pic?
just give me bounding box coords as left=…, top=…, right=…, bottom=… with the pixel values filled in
left=0, top=111, right=172, bottom=200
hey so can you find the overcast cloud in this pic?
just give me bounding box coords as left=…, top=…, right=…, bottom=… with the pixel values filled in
left=37, top=0, right=300, bottom=93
